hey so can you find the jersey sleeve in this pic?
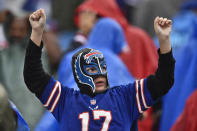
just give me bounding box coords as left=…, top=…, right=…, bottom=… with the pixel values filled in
left=121, top=78, right=155, bottom=120
left=39, top=77, right=72, bottom=122
left=133, top=79, right=154, bottom=114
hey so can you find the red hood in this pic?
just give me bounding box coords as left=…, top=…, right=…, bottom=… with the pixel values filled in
left=75, top=0, right=128, bottom=28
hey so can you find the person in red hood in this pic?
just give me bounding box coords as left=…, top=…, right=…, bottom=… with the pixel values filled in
left=75, top=0, right=158, bottom=79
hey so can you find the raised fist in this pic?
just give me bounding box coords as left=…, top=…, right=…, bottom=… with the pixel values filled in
left=154, top=17, right=172, bottom=41
left=29, top=9, right=46, bottom=33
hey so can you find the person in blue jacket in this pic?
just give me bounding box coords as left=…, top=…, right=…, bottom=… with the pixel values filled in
left=159, top=1, right=197, bottom=130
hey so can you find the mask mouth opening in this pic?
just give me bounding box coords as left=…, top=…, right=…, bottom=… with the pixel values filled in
left=95, top=80, right=105, bottom=85
left=94, top=77, right=106, bottom=86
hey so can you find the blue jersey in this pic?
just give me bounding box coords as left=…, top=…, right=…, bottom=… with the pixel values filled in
left=39, top=78, right=154, bottom=131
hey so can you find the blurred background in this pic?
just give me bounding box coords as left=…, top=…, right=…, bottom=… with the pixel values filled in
left=0, top=0, right=197, bottom=130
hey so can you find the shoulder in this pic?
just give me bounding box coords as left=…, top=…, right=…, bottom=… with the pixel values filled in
left=45, top=77, right=77, bottom=94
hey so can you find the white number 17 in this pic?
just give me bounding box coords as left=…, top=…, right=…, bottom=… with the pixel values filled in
left=79, top=110, right=112, bottom=131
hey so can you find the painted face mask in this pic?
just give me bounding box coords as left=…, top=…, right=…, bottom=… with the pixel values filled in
left=72, top=48, right=109, bottom=96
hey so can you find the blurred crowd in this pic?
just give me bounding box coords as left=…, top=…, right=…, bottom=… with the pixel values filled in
left=0, top=0, right=196, bottom=131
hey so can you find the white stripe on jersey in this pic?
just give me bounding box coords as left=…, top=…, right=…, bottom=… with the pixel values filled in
left=49, top=82, right=61, bottom=113
left=140, top=79, right=150, bottom=109
left=43, top=81, right=61, bottom=109
left=135, top=80, right=143, bottom=113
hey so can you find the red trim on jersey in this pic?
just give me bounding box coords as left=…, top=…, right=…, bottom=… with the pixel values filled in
left=43, top=81, right=59, bottom=107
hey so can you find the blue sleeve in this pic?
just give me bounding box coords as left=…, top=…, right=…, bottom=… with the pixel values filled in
left=134, top=79, right=155, bottom=114
left=39, top=77, right=72, bottom=122
left=122, top=79, right=155, bottom=120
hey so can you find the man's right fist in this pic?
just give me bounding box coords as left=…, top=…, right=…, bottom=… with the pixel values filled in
left=29, top=9, right=46, bottom=33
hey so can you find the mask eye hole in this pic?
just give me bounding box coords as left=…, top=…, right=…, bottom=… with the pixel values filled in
left=86, top=67, right=98, bottom=74
left=102, top=65, right=107, bottom=73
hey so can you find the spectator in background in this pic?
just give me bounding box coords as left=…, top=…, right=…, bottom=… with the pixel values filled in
left=0, top=13, right=47, bottom=129
left=0, top=9, right=62, bottom=129
left=168, top=0, right=197, bottom=52
left=171, top=89, right=197, bottom=131
left=160, top=0, right=197, bottom=130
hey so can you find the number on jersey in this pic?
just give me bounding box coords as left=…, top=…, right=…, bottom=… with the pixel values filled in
left=79, top=110, right=112, bottom=131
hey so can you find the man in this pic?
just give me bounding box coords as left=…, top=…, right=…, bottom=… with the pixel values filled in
left=24, top=9, right=175, bottom=130
left=0, top=13, right=46, bottom=129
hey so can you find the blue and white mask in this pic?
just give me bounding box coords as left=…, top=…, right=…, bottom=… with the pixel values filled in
left=72, top=48, right=109, bottom=95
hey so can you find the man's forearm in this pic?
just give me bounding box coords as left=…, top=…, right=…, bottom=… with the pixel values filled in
left=159, top=36, right=171, bottom=54
left=30, top=29, right=43, bottom=47
left=23, top=39, right=51, bottom=98
left=147, top=50, right=175, bottom=100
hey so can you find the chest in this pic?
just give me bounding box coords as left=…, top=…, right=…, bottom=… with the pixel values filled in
left=60, top=93, right=132, bottom=131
